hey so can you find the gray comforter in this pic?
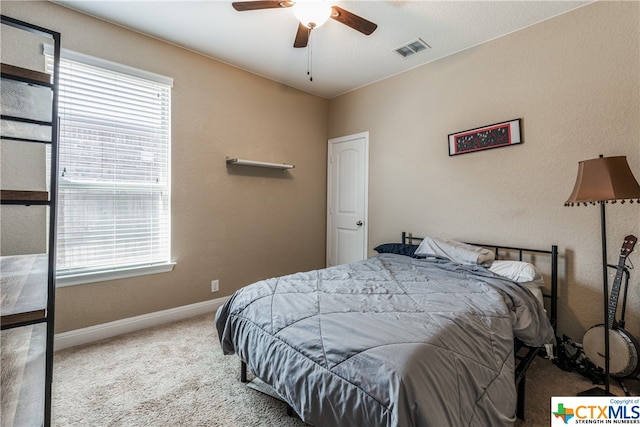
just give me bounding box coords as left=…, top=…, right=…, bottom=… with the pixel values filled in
left=216, top=253, right=555, bottom=427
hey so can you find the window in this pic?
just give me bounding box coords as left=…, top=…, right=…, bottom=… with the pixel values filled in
left=45, top=48, right=173, bottom=286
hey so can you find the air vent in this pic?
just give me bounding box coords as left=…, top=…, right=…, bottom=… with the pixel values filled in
left=394, top=38, right=431, bottom=58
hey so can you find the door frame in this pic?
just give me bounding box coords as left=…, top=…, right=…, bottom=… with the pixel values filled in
left=326, top=131, right=369, bottom=267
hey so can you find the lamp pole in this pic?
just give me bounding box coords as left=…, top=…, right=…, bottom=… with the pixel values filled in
left=599, top=200, right=611, bottom=394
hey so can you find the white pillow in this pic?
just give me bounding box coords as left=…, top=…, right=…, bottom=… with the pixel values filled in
left=489, top=260, right=543, bottom=285
left=415, top=237, right=495, bottom=266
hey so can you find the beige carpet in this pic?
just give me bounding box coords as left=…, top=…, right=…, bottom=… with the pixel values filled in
left=53, top=313, right=638, bottom=426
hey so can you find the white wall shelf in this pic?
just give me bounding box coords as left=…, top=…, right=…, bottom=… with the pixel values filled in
left=226, top=157, right=294, bottom=170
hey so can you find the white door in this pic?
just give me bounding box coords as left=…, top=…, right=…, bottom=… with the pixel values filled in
left=327, top=132, right=369, bottom=267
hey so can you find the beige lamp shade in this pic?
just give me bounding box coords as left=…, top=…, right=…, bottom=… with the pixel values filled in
left=565, top=156, right=640, bottom=206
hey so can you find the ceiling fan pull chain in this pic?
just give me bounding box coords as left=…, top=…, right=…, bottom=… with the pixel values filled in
left=307, top=27, right=313, bottom=82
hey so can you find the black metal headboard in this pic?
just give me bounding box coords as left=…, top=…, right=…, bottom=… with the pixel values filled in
left=401, top=232, right=559, bottom=333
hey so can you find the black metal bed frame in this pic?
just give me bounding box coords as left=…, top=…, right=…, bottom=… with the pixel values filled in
left=402, top=232, right=559, bottom=420
left=239, top=232, right=560, bottom=422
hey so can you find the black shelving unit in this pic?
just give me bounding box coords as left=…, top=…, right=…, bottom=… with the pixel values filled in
left=1, top=15, right=60, bottom=427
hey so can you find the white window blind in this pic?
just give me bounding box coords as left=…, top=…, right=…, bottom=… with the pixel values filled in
left=46, top=49, right=173, bottom=281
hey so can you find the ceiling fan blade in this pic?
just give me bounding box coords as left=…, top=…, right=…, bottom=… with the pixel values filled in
left=232, top=1, right=292, bottom=12
left=330, top=6, right=377, bottom=35
left=293, top=22, right=309, bottom=48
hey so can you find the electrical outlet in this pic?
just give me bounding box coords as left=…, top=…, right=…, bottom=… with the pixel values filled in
left=211, top=279, right=219, bottom=293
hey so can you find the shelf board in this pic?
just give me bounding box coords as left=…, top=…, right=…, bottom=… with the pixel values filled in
left=226, top=157, right=295, bottom=170
left=1, top=190, right=49, bottom=203
left=1, top=323, right=46, bottom=427
left=1, top=63, right=51, bottom=86
left=1, top=254, right=49, bottom=328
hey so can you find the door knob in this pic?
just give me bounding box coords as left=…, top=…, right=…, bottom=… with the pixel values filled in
left=356, top=221, right=363, bottom=226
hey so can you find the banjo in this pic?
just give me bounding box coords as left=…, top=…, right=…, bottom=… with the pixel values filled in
left=583, top=234, right=639, bottom=378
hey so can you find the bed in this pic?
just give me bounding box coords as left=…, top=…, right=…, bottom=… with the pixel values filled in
left=215, top=233, right=558, bottom=426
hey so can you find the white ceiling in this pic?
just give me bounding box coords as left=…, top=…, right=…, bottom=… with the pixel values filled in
left=53, top=0, right=592, bottom=99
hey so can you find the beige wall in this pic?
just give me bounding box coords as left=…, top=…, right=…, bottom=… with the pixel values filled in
left=328, top=1, right=640, bottom=341
left=1, top=1, right=329, bottom=332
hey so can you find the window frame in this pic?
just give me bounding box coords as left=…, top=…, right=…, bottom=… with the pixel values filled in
left=45, top=47, right=175, bottom=287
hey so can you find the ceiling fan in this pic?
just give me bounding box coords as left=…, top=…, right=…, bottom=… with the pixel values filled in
left=231, top=1, right=378, bottom=48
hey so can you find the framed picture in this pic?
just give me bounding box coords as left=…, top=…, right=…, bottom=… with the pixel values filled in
left=448, top=118, right=522, bottom=156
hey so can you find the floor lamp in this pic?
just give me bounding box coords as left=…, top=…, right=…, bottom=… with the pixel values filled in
left=564, top=155, right=640, bottom=395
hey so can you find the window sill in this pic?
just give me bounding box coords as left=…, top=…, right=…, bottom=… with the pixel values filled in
left=56, top=262, right=176, bottom=287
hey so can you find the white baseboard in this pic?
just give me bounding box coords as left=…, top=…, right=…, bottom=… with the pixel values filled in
left=54, top=297, right=228, bottom=351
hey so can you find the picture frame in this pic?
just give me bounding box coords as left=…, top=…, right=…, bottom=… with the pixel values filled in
left=448, top=118, right=522, bottom=156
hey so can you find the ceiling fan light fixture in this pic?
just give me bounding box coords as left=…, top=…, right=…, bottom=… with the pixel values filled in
left=293, top=1, right=332, bottom=29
